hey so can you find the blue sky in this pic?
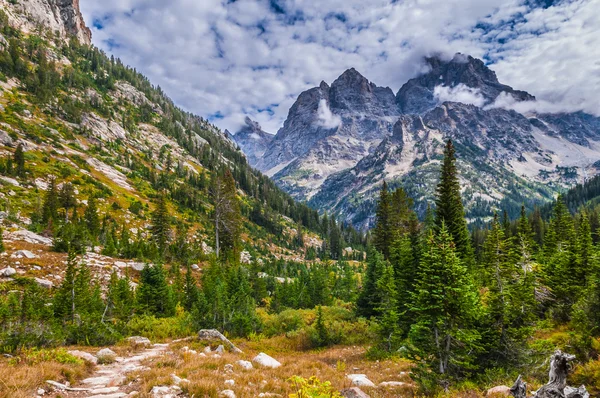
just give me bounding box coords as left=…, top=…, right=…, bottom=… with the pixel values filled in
left=80, top=0, right=600, bottom=133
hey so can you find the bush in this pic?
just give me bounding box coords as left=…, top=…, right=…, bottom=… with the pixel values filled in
left=288, top=376, right=341, bottom=398
left=126, top=309, right=194, bottom=340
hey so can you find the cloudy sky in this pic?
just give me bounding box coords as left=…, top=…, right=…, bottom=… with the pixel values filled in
left=80, top=0, right=600, bottom=134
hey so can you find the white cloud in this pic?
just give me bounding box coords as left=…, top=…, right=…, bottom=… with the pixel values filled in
left=434, top=84, right=486, bottom=107
left=316, top=99, right=342, bottom=129
left=78, top=0, right=600, bottom=133
left=485, top=92, right=588, bottom=115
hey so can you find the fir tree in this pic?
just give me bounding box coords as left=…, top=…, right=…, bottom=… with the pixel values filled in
left=150, top=193, right=171, bottom=255
left=183, top=264, right=199, bottom=311
left=84, top=195, right=100, bottom=238
left=373, top=181, right=391, bottom=259
left=136, top=264, right=175, bottom=317
left=13, top=143, right=25, bottom=178
left=434, top=140, right=473, bottom=264
left=375, top=263, right=400, bottom=352
left=41, top=177, right=59, bottom=227
left=211, top=170, right=241, bottom=258
left=356, top=249, right=387, bottom=318
left=408, top=224, right=481, bottom=387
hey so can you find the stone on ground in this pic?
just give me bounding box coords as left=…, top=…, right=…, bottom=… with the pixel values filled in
left=68, top=349, right=98, bottom=364
left=126, top=336, right=151, bottom=347
left=379, top=381, right=406, bottom=387
left=346, top=374, right=375, bottom=387
left=96, top=348, right=117, bottom=363
left=252, top=352, right=281, bottom=368
left=341, top=387, right=370, bottom=398
left=1, top=267, right=16, bottom=277
left=486, top=385, right=511, bottom=397
left=220, top=390, right=236, bottom=398
left=236, top=360, right=253, bottom=370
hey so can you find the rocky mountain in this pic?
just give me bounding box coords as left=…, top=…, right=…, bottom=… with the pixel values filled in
left=241, top=53, right=600, bottom=228
left=228, top=117, right=274, bottom=167
left=1, top=0, right=91, bottom=44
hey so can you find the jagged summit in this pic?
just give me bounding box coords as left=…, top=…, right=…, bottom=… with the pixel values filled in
left=396, top=53, right=535, bottom=114
left=231, top=117, right=274, bottom=167
left=236, top=52, right=600, bottom=228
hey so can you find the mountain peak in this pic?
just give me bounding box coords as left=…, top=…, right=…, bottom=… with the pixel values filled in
left=397, top=53, right=535, bottom=114
left=329, top=67, right=397, bottom=115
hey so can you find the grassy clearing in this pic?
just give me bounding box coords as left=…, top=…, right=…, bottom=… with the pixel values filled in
left=0, top=348, right=93, bottom=398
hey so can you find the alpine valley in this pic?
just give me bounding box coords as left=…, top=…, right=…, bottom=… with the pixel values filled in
left=233, top=55, right=600, bottom=228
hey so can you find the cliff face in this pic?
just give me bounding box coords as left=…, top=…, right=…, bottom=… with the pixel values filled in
left=1, top=0, right=91, bottom=45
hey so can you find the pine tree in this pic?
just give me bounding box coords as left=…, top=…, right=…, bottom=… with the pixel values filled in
left=408, top=224, right=481, bottom=387
left=375, top=263, right=400, bottom=352
left=183, top=264, right=199, bottom=311
left=53, top=250, right=78, bottom=322
left=211, top=170, right=241, bottom=258
left=59, top=182, right=76, bottom=223
left=313, top=306, right=330, bottom=347
left=13, top=143, right=25, bottom=178
left=329, top=217, right=342, bottom=260
left=435, top=140, right=473, bottom=264
left=84, top=195, right=100, bottom=238
left=356, top=249, right=387, bottom=318
left=41, top=177, right=59, bottom=227
left=373, top=182, right=391, bottom=258
left=136, top=264, right=175, bottom=317
left=150, top=193, right=171, bottom=255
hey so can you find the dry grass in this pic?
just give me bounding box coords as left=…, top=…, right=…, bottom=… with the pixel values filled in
left=131, top=338, right=415, bottom=398
left=0, top=354, right=93, bottom=398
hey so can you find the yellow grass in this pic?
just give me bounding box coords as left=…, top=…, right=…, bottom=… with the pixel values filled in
left=130, top=339, right=415, bottom=398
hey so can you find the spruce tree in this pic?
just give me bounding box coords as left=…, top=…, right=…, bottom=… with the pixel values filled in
left=434, top=140, right=473, bottom=264
left=408, top=223, right=481, bottom=387
left=13, top=143, right=25, bottom=178
left=211, top=170, right=241, bottom=258
left=41, top=177, right=59, bottom=227
left=136, top=264, right=175, bottom=317
left=375, top=263, right=400, bottom=352
left=373, top=181, right=391, bottom=259
left=356, top=249, right=387, bottom=318
left=84, top=195, right=100, bottom=238
left=183, top=264, right=199, bottom=311
left=150, top=193, right=171, bottom=255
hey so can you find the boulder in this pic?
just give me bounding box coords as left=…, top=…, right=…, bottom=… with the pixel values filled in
left=346, top=374, right=375, bottom=387
left=68, top=350, right=98, bottom=364
left=14, top=250, right=36, bottom=259
left=35, top=278, right=53, bottom=289
left=126, top=336, right=151, bottom=347
left=252, top=352, right=281, bottom=368
left=379, top=381, right=406, bottom=388
left=216, top=345, right=225, bottom=354
left=236, top=360, right=253, bottom=370
left=96, top=348, right=117, bottom=363
left=198, top=329, right=243, bottom=353
left=9, top=229, right=52, bottom=245
left=225, top=379, right=235, bottom=386
left=341, top=387, right=370, bottom=398
left=220, top=390, right=236, bottom=398
left=1, top=267, right=16, bottom=277
left=150, top=385, right=182, bottom=397
left=240, top=250, right=252, bottom=264
left=486, top=385, right=511, bottom=396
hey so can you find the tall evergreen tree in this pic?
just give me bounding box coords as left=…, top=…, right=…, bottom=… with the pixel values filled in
left=408, top=224, right=481, bottom=388
left=211, top=169, right=241, bottom=258
left=434, top=140, right=473, bottom=264
left=84, top=195, right=100, bottom=238
left=356, top=249, right=387, bottom=318
left=41, top=177, right=59, bottom=227
left=13, top=143, right=25, bottom=178
left=373, top=181, right=391, bottom=259
left=375, top=263, right=400, bottom=352
left=150, top=193, right=171, bottom=255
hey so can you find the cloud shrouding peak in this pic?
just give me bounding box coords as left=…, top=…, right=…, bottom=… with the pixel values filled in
left=80, top=0, right=600, bottom=133
left=434, top=84, right=486, bottom=108
left=317, top=99, right=342, bottom=130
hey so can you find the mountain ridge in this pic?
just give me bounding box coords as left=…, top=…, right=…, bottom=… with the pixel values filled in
left=233, top=54, right=600, bottom=228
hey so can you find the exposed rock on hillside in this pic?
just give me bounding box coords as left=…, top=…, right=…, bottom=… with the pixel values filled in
left=1, top=0, right=91, bottom=44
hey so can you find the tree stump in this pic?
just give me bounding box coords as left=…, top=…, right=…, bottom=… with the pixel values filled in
left=510, top=375, right=527, bottom=398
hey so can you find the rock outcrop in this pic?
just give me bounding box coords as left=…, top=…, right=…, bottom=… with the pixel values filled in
left=2, top=0, right=92, bottom=45
left=230, top=117, right=274, bottom=167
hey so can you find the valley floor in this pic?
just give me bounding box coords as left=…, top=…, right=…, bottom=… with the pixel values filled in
left=1, top=337, right=414, bottom=398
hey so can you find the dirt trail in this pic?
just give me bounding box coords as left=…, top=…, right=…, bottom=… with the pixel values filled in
left=53, top=343, right=170, bottom=398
